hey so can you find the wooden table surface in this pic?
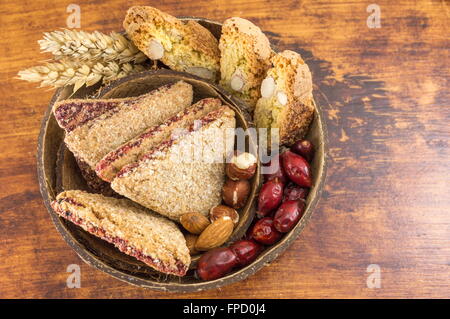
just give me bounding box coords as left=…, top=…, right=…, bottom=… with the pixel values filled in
left=0, top=0, right=449, bottom=299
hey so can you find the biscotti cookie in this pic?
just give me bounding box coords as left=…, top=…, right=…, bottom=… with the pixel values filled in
left=111, top=106, right=236, bottom=221
left=51, top=190, right=191, bottom=276
left=96, top=98, right=223, bottom=182
left=219, top=17, right=272, bottom=110
left=53, top=81, right=193, bottom=169
left=124, top=6, right=220, bottom=80
left=254, top=50, right=314, bottom=146
left=74, top=157, right=116, bottom=196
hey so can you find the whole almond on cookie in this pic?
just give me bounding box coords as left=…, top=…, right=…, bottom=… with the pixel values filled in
left=147, top=39, right=164, bottom=59
left=180, top=212, right=210, bottom=235
left=230, top=70, right=245, bottom=91
left=261, top=76, right=275, bottom=98
left=195, top=217, right=234, bottom=251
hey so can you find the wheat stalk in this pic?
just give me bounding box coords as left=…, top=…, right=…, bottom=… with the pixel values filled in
left=17, top=60, right=146, bottom=92
left=38, top=29, right=148, bottom=64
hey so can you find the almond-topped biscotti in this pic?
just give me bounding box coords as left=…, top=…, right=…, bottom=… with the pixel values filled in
left=111, top=106, right=236, bottom=221
left=53, top=81, right=193, bottom=169
left=51, top=190, right=191, bottom=276
left=254, top=50, right=314, bottom=146
left=124, top=6, right=220, bottom=81
left=96, top=98, right=223, bottom=182
left=219, top=17, right=272, bottom=110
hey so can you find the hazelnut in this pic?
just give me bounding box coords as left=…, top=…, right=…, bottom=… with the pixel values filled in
left=210, top=205, right=239, bottom=225
left=226, top=152, right=257, bottom=181
left=180, top=212, right=210, bottom=235
left=222, top=179, right=250, bottom=209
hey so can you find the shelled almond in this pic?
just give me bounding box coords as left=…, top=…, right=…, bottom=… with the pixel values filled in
left=184, top=233, right=200, bottom=255
left=195, top=216, right=234, bottom=251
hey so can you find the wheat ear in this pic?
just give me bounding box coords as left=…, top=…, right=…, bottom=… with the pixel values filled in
left=38, top=29, right=148, bottom=64
left=17, top=60, right=146, bottom=91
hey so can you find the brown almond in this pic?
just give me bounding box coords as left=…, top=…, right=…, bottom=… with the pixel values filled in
left=210, top=205, right=239, bottom=225
left=180, top=212, right=210, bottom=235
left=184, top=233, right=200, bottom=255
left=195, top=217, right=234, bottom=251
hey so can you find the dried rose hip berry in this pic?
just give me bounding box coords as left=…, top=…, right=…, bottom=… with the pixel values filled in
left=273, top=200, right=305, bottom=233
left=291, top=139, right=315, bottom=162
left=283, top=183, right=309, bottom=202
left=281, top=151, right=312, bottom=188
left=257, top=178, right=284, bottom=217
left=196, top=247, right=238, bottom=281
left=250, top=217, right=282, bottom=245
left=263, top=154, right=288, bottom=184
left=230, top=240, right=263, bottom=267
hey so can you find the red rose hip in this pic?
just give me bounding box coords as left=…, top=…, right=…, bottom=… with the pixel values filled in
left=263, top=154, right=288, bottom=184
left=196, top=247, right=238, bottom=281
left=273, top=200, right=305, bottom=233
left=291, top=139, right=315, bottom=162
left=281, top=151, right=312, bottom=188
left=283, top=183, right=309, bottom=202
left=230, top=240, right=263, bottom=267
left=250, top=217, right=282, bottom=245
left=257, top=178, right=284, bottom=217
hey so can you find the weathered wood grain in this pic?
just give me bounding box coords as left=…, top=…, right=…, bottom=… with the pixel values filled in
left=0, top=0, right=449, bottom=298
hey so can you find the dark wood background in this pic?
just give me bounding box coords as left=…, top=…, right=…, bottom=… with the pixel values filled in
left=0, top=0, right=449, bottom=298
